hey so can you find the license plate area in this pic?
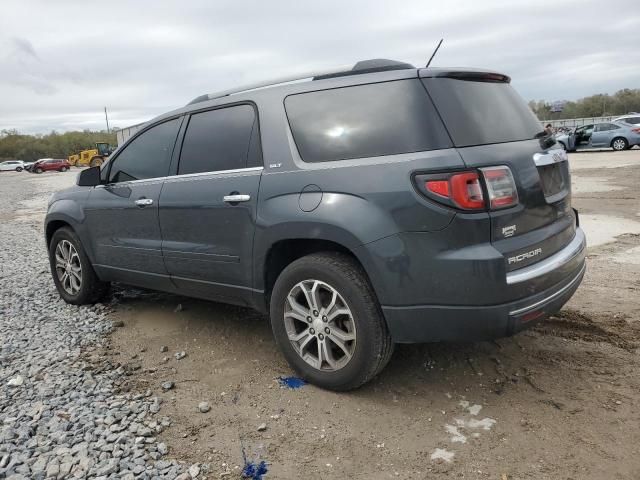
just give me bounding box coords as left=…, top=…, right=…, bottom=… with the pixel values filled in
left=533, top=149, right=570, bottom=203
left=539, top=163, right=566, bottom=197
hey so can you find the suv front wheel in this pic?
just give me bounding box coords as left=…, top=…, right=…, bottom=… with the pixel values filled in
left=49, top=227, right=109, bottom=304
left=270, top=252, right=393, bottom=390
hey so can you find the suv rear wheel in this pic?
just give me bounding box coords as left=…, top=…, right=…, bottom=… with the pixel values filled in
left=270, top=252, right=393, bottom=390
left=49, top=227, right=109, bottom=304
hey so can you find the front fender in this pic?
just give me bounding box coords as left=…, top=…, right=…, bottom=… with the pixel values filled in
left=45, top=196, right=94, bottom=260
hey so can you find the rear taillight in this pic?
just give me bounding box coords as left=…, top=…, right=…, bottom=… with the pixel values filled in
left=424, top=171, right=484, bottom=210
left=417, top=166, right=518, bottom=211
left=632, top=128, right=640, bottom=134
left=480, top=166, right=519, bottom=209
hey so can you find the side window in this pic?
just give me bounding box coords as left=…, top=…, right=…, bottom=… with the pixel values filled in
left=178, top=105, right=258, bottom=175
left=284, top=80, right=451, bottom=163
left=108, top=118, right=181, bottom=183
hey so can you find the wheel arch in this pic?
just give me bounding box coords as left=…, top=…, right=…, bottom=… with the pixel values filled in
left=611, top=136, right=628, bottom=150
left=254, top=229, right=384, bottom=314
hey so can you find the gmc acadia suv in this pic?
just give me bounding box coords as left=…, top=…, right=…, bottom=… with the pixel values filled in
left=45, top=59, right=586, bottom=390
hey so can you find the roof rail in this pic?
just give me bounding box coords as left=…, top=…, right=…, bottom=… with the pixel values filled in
left=186, top=66, right=349, bottom=105
left=186, top=58, right=416, bottom=106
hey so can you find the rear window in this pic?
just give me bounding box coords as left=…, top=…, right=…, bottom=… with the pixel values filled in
left=422, top=78, right=543, bottom=147
left=284, top=79, right=451, bottom=163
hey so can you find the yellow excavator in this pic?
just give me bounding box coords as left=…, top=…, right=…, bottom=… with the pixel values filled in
left=68, top=142, right=114, bottom=167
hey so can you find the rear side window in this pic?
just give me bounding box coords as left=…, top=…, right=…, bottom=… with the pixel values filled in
left=108, top=118, right=181, bottom=183
left=178, top=105, right=258, bottom=175
left=422, top=78, right=543, bottom=147
left=621, top=117, right=640, bottom=125
left=284, top=80, right=451, bottom=163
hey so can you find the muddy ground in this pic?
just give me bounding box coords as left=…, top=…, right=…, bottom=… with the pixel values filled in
left=10, top=149, right=640, bottom=479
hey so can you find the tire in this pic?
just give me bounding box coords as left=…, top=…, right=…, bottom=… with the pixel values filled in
left=35, top=167, right=43, bottom=174
left=16, top=167, right=23, bottom=172
left=270, top=252, right=393, bottom=391
left=49, top=227, right=109, bottom=305
left=611, top=137, right=628, bottom=151
left=61, top=166, right=69, bottom=172
left=89, top=157, right=103, bottom=167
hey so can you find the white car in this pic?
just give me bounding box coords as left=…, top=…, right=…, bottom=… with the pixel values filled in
left=614, top=114, right=640, bottom=126
left=0, top=160, right=27, bottom=172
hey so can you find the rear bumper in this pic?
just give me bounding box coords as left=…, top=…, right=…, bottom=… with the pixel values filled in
left=382, top=255, right=586, bottom=344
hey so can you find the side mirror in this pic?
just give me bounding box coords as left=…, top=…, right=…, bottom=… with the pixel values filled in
left=77, top=166, right=101, bottom=187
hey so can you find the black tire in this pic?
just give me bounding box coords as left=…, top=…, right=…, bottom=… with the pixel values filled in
left=611, top=137, right=628, bottom=151
left=16, top=167, right=23, bottom=172
left=270, top=252, right=393, bottom=391
left=89, top=157, right=103, bottom=167
left=49, top=227, right=109, bottom=305
left=61, top=166, right=69, bottom=172
left=35, top=167, right=43, bottom=174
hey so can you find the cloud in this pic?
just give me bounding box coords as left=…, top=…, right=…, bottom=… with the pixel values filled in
left=0, top=0, right=638, bottom=133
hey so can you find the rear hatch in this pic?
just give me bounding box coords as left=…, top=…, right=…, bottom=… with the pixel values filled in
left=421, top=71, right=576, bottom=272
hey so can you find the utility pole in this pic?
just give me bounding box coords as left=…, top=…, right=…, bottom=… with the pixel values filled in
left=104, top=107, right=110, bottom=134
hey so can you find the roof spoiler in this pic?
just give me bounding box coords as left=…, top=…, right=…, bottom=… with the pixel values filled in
left=421, top=69, right=511, bottom=83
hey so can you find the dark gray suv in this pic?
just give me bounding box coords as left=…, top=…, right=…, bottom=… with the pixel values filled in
left=45, top=59, right=586, bottom=390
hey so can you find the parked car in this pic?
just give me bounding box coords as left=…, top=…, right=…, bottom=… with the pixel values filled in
left=44, top=59, right=586, bottom=390
left=0, top=160, right=27, bottom=172
left=32, top=158, right=71, bottom=173
left=555, top=121, right=640, bottom=152
left=613, top=114, right=640, bottom=126
left=22, top=161, right=35, bottom=171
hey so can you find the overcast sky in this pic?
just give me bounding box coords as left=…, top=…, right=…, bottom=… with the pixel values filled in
left=1, top=0, right=638, bottom=134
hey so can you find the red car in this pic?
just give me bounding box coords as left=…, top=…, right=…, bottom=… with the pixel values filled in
left=32, top=158, right=71, bottom=173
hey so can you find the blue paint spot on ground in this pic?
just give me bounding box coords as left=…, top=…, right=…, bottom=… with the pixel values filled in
left=279, top=376, right=306, bottom=389
left=241, top=460, right=268, bottom=479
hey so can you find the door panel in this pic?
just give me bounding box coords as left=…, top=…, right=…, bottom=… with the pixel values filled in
left=86, top=181, right=171, bottom=288
left=159, top=169, right=262, bottom=303
left=86, top=117, right=182, bottom=289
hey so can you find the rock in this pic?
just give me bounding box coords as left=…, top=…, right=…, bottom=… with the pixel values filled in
left=198, top=402, right=211, bottom=413
left=160, top=345, right=169, bottom=353
left=174, top=351, right=187, bottom=360
left=7, top=375, right=24, bottom=386
left=189, top=463, right=201, bottom=478
left=174, top=303, right=183, bottom=312
left=157, top=442, right=168, bottom=455
left=161, top=381, right=175, bottom=391
left=175, top=474, right=191, bottom=480
left=257, top=423, right=267, bottom=432
left=112, top=320, right=125, bottom=327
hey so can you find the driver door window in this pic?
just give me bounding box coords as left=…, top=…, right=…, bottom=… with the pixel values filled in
left=108, top=118, right=181, bottom=183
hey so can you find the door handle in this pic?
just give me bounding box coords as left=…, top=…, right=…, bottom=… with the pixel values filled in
left=135, top=198, right=154, bottom=207
left=223, top=194, right=251, bottom=203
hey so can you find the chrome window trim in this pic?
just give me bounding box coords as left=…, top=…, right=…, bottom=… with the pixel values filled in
left=506, top=228, right=585, bottom=285
left=509, top=262, right=586, bottom=316
left=96, top=166, right=263, bottom=188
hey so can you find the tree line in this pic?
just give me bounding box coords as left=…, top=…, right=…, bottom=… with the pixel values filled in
left=529, top=88, right=640, bottom=121
left=0, top=129, right=117, bottom=162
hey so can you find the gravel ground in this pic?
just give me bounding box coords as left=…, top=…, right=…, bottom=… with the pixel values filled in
left=0, top=171, right=202, bottom=480
left=1, top=150, right=640, bottom=479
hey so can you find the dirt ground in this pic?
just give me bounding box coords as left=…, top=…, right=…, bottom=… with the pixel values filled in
left=13, top=149, right=640, bottom=479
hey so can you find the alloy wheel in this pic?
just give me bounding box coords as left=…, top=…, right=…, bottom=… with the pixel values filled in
left=55, top=240, right=82, bottom=295
left=284, top=279, right=356, bottom=371
left=613, top=139, right=626, bottom=151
